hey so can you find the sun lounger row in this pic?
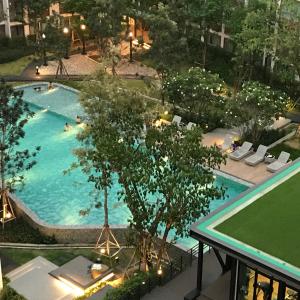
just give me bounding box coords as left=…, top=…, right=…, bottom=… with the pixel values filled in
left=171, top=115, right=196, bottom=130
left=267, top=151, right=290, bottom=172
left=229, top=142, right=290, bottom=172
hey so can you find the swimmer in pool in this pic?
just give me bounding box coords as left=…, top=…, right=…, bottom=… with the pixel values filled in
left=64, top=122, right=72, bottom=132
left=76, top=115, right=81, bottom=124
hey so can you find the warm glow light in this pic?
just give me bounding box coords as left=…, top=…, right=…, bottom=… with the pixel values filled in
left=164, top=111, right=168, bottom=115
left=128, top=32, right=133, bottom=38
left=57, top=276, right=84, bottom=296
left=63, top=27, right=69, bottom=34
left=157, top=268, right=163, bottom=276
left=100, top=248, right=106, bottom=254
left=80, top=24, right=86, bottom=31
left=5, top=212, right=12, bottom=219
left=42, top=33, right=46, bottom=39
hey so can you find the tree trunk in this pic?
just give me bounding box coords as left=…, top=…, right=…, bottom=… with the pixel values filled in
left=104, top=187, right=108, bottom=227
left=270, top=0, right=283, bottom=77
left=202, top=30, right=208, bottom=68
left=157, top=224, right=171, bottom=269
left=1, top=126, right=6, bottom=190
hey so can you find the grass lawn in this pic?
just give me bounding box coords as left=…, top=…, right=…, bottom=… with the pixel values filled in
left=0, top=55, right=33, bottom=76
left=269, top=140, right=300, bottom=161
left=216, top=172, right=300, bottom=268
left=0, top=248, right=99, bottom=266
left=122, top=79, right=148, bottom=91
left=0, top=247, right=135, bottom=271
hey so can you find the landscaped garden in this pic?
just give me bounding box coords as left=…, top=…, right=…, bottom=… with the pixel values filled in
left=1, top=0, right=300, bottom=299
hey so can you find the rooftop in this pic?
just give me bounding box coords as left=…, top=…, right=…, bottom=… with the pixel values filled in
left=191, top=160, right=300, bottom=286
left=216, top=170, right=300, bottom=268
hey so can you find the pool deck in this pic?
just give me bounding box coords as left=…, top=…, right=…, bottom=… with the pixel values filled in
left=219, top=157, right=273, bottom=185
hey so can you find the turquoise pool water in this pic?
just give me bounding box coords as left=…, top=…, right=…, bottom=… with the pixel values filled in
left=15, top=84, right=248, bottom=249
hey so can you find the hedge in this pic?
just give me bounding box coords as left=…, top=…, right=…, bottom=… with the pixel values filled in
left=0, top=217, right=56, bottom=244
left=0, top=37, right=34, bottom=64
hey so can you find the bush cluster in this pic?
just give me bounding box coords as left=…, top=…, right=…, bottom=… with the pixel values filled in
left=0, top=217, right=56, bottom=244
left=0, top=37, right=34, bottom=64
left=242, top=128, right=290, bottom=149
left=104, top=272, right=157, bottom=300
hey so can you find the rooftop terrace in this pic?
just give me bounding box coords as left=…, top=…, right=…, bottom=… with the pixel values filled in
left=191, top=160, right=300, bottom=286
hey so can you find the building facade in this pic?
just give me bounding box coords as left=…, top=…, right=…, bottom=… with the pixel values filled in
left=0, top=1, right=63, bottom=38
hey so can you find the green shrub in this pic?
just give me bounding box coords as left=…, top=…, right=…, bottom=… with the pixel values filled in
left=104, top=271, right=157, bottom=300
left=0, top=278, right=27, bottom=300
left=0, top=36, right=34, bottom=64
left=0, top=217, right=56, bottom=244
left=242, top=128, right=289, bottom=149
left=0, top=48, right=34, bottom=64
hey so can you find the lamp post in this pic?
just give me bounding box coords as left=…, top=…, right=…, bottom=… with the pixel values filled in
left=80, top=24, right=87, bottom=55
left=35, top=65, right=40, bottom=76
left=129, top=32, right=133, bottom=63
left=42, top=33, right=48, bottom=66
left=63, top=27, right=70, bottom=59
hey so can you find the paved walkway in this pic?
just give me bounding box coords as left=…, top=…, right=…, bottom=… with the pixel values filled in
left=38, top=54, right=100, bottom=76
left=142, top=251, right=223, bottom=300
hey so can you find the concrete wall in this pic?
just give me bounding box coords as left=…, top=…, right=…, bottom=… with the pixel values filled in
left=10, top=193, right=129, bottom=244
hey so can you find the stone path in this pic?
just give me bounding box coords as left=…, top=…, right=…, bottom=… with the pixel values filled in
left=38, top=54, right=100, bottom=76
left=106, top=59, right=157, bottom=78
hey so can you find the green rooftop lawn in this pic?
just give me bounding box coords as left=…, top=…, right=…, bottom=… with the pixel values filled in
left=216, top=172, right=300, bottom=268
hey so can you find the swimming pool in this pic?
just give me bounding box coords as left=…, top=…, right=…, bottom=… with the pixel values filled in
left=15, top=84, right=249, bottom=248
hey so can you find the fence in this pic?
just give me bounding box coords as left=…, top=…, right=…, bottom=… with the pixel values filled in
left=105, top=243, right=210, bottom=300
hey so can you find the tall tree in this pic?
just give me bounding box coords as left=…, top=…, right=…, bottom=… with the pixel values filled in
left=0, top=81, right=40, bottom=228
left=120, top=123, right=225, bottom=269
left=73, top=71, right=157, bottom=256
left=22, top=0, right=54, bottom=41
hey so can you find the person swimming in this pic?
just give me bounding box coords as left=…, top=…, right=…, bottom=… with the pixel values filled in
left=76, top=115, right=81, bottom=124
left=34, top=87, right=42, bottom=92
left=48, top=81, right=53, bottom=90
left=64, top=122, right=72, bottom=132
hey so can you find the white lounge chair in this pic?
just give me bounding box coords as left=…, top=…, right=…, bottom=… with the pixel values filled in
left=245, top=145, right=268, bottom=166
left=186, top=122, right=196, bottom=130
left=229, top=142, right=253, bottom=161
left=220, top=134, right=233, bottom=152
left=267, top=151, right=290, bottom=173
left=172, top=115, right=182, bottom=127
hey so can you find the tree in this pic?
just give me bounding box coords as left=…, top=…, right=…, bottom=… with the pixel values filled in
left=232, top=3, right=272, bottom=91
left=73, top=71, right=156, bottom=256
left=42, top=17, right=71, bottom=78
left=274, top=0, right=300, bottom=97
left=227, top=81, right=290, bottom=144
left=85, top=0, right=126, bottom=56
left=21, top=0, right=54, bottom=41
left=163, top=67, right=227, bottom=130
left=146, top=3, right=185, bottom=68
left=0, top=81, right=40, bottom=228
left=120, top=123, right=225, bottom=269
